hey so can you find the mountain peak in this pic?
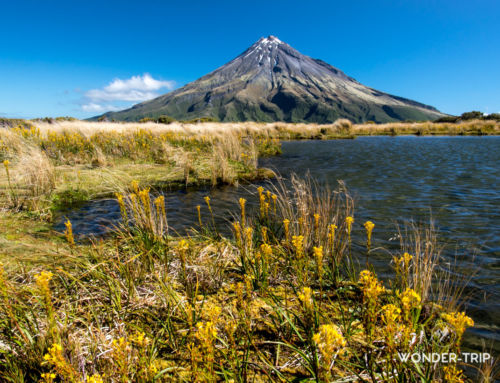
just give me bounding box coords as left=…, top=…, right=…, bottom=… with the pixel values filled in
left=258, top=35, right=283, bottom=44
left=97, top=37, right=444, bottom=123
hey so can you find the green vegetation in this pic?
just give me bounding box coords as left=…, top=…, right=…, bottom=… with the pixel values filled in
left=0, top=175, right=481, bottom=382
left=138, top=116, right=220, bottom=124
left=353, top=119, right=499, bottom=136
left=435, top=111, right=500, bottom=123
left=0, top=118, right=35, bottom=129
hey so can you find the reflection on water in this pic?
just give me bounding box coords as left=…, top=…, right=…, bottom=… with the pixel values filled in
left=55, top=136, right=500, bottom=353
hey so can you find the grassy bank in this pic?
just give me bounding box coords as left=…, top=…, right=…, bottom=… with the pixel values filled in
left=0, top=121, right=282, bottom=216
left=352, top=119, right=500, bottom=136
left=0, top=175, right=484, bottom=382
left=2, top=117, right=496, bottom=214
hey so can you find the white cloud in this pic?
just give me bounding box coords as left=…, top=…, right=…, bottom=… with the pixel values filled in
left=82, top=73, right=175, bottom=113
left=81, top=103, right=122, bottom=113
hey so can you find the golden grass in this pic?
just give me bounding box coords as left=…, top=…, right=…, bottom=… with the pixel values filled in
left=30, top=119, right=352, bottom=138
left=30, top=118, right=500, bottom=139
left=0, top=122, right=280, bottom=215
left=353, top=119, right=500, bottom=136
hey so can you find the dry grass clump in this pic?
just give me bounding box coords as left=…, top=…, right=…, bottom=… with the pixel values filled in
left=30, top=117, right=500, bottom=143
left=0, top=122, right=280, bottom=215
left=17, top=149, right=56, bottom=196
left=0, top=176, right=473, bottom=382
left=353, top=119, right=500, bottom=136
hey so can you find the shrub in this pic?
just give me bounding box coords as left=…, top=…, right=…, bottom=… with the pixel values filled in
left=460, top=111, right=483, bottom=120
left=182, top=116, right=219, bottom=124
left=435, top=115, right=459, bottom=123
left=484, top=113, right=500, bottom=121
left=157, top=115, right=176, bottom=124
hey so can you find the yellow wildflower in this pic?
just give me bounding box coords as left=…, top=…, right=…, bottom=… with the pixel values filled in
left=86, top=374, right=105, bottom=383
left=328, top=224, right=337, bottom=249
left=381, top=304, right=402, bottom=350
left=35, top=270, right=53, bottom=292
left=271, top=194, right=277, bottom=212
left=298, top=286, right=313, bottom=310
left=257, top=186, right=264, bottom=199
left=441, top=311, right=474, bottom=341
left=138, top=188, right=151, bottom=218
left=43, top=343, right=77, bottom=380
left=364, top=220, right=375, bottom=247
left=111, top=337, right=131, bottom=369
left=239, top=198, right=246, bottom=226
left=358, top=270, right=385, bottom=303
left=283, top=219, right=290, bottom=242
left=264, top=201, right=270, bottom=217
left=399, top=288, right=421, bottom=313
left=345, top=216, right=354, bottom=235
left=41, top=373, right=57, bottom=383
left=394, top=252, right=413, bottom=268
left=314, top=213, right=320, bottom=229
left=261, top=226, right=268, bottom=243
left=292, top=235, right=304, bottom=258
left=260, top=243, right=273, bottom=258
left=177, top=239, right=189, bottom=251
left=115, top=192, right=128, bottom=221
left=259, top=194, right=266, bottom=218
left=202, top=301, right=222, bottom=322
left=131, top=179, right=140, bottom=193
left=313, top=324, right=346, bottom=363
left=204, top=196, right=211, bottom=212
left=443, top=365, right=465, bottom=383
left=381, top=304, right=401, bottom=325
left=196, top=205, right=202, bottom=226
left=233, top=221, right=242, bottom=246
left=313, top=246, right=324, bottom=279
left=131, top=331, right=150, bottom=348
left=64, top=219, right=75, bottom=245
left=195, top=321, right=217, bottom=343
left=244, top=227, right=253, bottom=247
left=35, top=270, right=54, bottom=309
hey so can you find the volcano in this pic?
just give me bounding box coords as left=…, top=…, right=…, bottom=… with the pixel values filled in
left=97, top=36, right=444, bottom=123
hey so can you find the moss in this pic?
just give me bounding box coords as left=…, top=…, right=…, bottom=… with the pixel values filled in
left=0, top=211, right=71, bottom=269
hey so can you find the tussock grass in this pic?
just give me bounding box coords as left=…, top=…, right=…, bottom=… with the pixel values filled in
left=0, top=122, right=280, bottom=215
left=0, top=176, right=474, bottom=382
left=2, top=117, right=495, bottom=214
left=353, top=119, right=500, bottom=136
left=30, top=117, right=500, bottom=139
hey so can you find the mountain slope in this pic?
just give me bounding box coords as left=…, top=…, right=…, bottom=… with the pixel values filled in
left=96, top=36, right=444, bottom=123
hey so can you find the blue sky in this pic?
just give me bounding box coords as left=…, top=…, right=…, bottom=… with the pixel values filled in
left=1, top=0, right=499, bottom=119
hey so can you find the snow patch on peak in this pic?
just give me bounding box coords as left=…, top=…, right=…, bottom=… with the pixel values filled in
left=259, top=35, right=283, bottom=46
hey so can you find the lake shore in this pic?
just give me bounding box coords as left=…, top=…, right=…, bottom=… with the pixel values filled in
left=1, top=117, right=498, bottom=213
left=0, top=121, right=495, bottom=381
